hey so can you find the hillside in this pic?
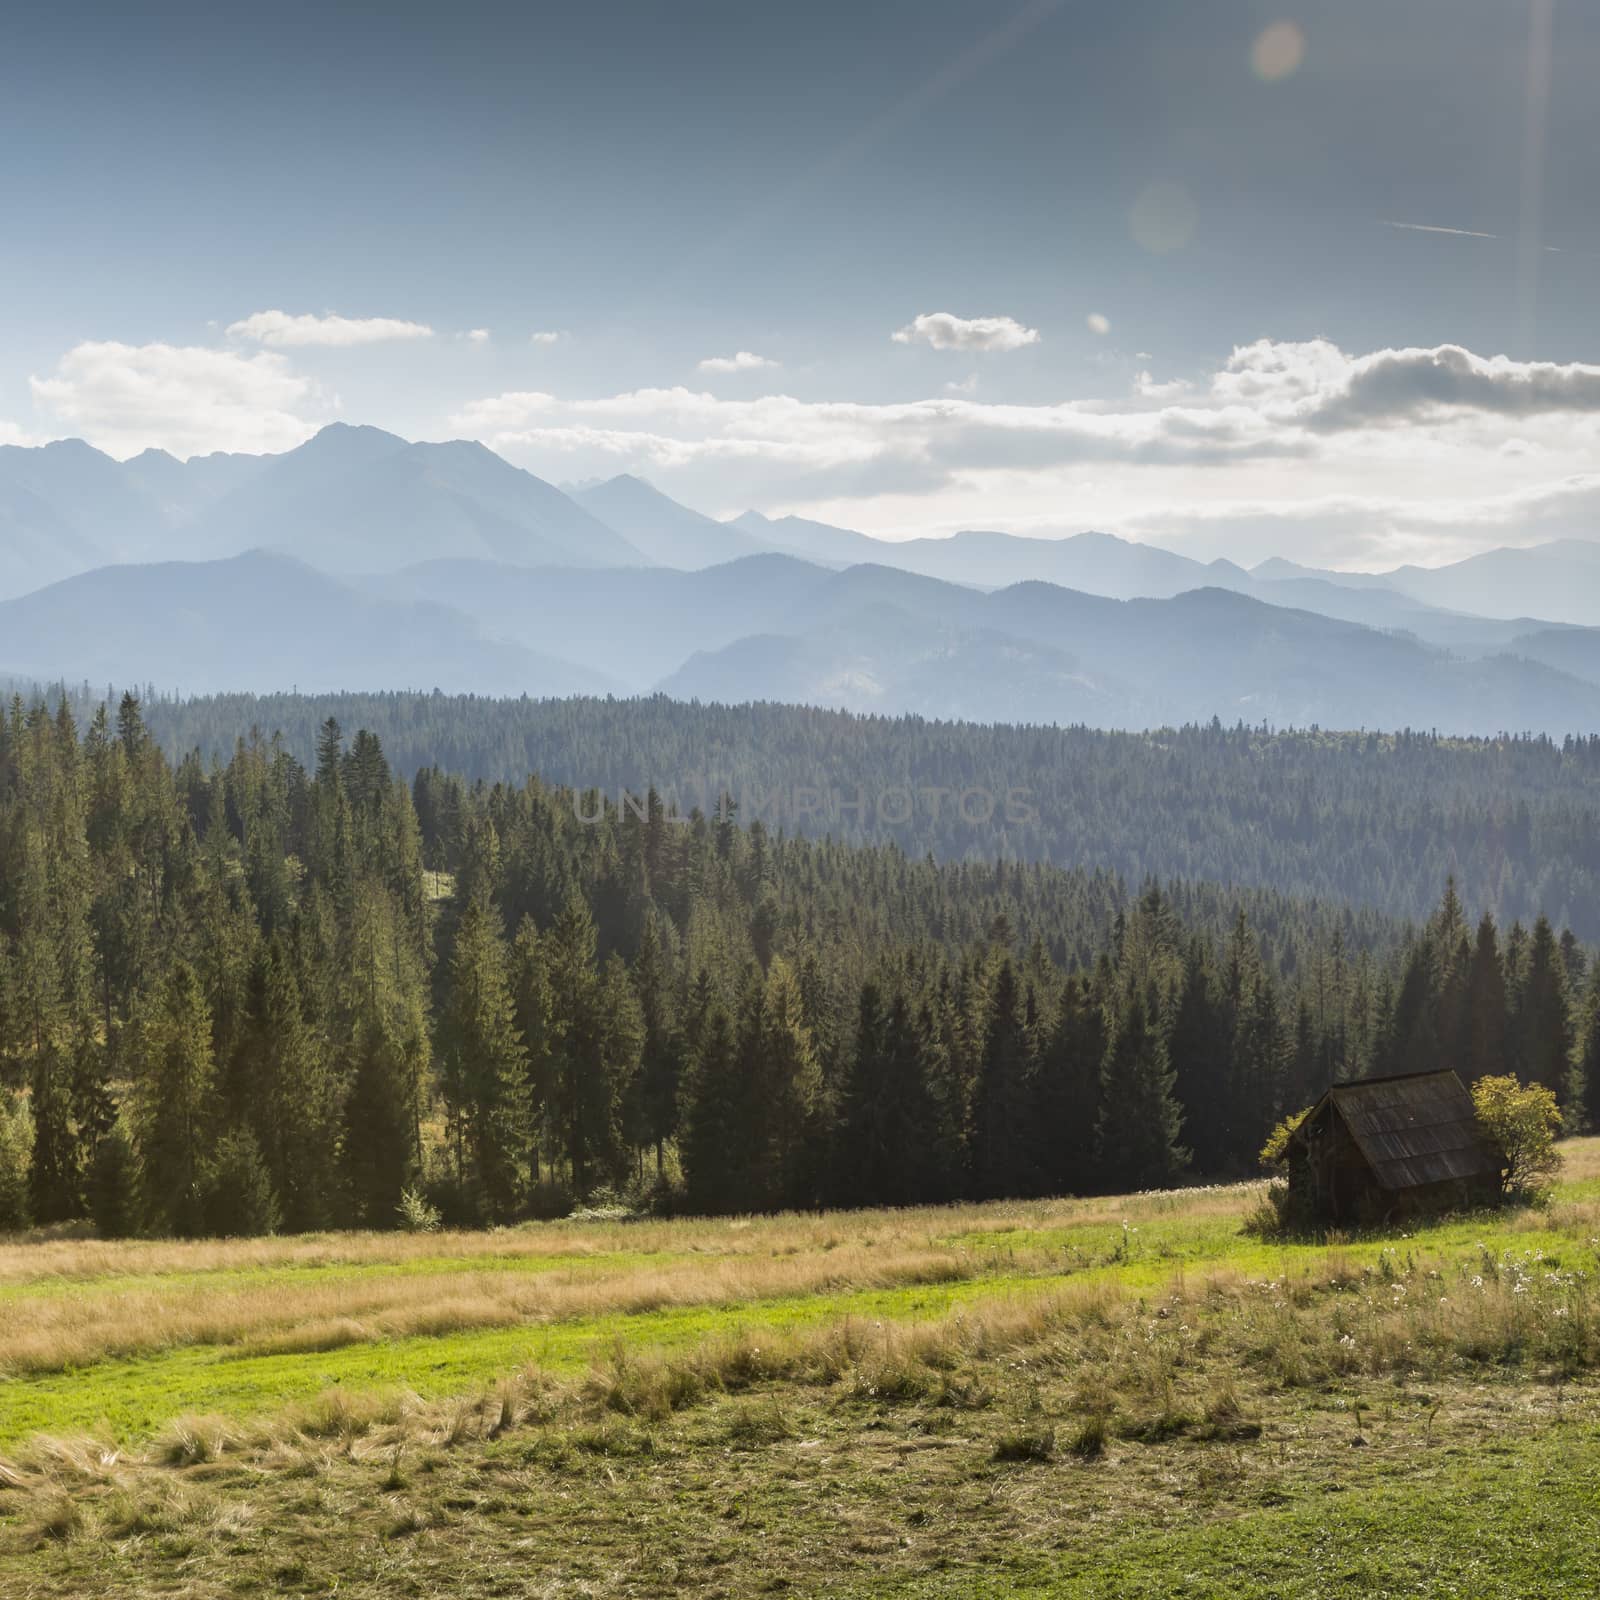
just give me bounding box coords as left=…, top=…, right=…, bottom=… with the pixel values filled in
left=1256, top=541, right=1600, bottom=627
left=0, top=551, right=614, bottom=696
left=573, top=474, right=759, bottom=567
left=46, top=689, right=1600, bottom=937
left=0, top=426, right=643, bottom=595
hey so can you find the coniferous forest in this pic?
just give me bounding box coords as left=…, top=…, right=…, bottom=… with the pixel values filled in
left=1, top=692, right=1596, bottom=1237
left=24, top=686, right=1600, bottom=938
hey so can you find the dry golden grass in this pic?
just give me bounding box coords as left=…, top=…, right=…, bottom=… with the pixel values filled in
left=2, top=1229, right=1594, bottom=1509
left=0, top=1180, right=1265, bottom=1286
left=0, top=1182, right=1274, bottom=1378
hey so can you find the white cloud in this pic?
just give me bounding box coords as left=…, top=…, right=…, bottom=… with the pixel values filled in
left=1134, top=370, right=1190, bottom=401
left=465, top=328, right=491, bottom=344
left=449, top=336, right=1600, bottom=566
left=944, top=374, right=979, bottom=395
left=697, top=350, right=780, bottom=374
left=227, top=309, right=434, bottom=347
left=1086, top=313, right=1111, bottom=336
left=30, top=341, right=326, bottom=459
left=891, top=312, right=1040, bottom=354
left=530, top=330, right=566, bottom=346
left=0, top=419, right=40, bottom=447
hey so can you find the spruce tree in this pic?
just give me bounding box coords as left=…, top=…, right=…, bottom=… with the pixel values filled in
left=442, top=893, right=530, bottom=1221
left=1520, top=916, right=1574, bottom=1102
left=971, top=959, right=1037, bottom=1198
left=1465, top=913, right=1509, bottom=1081
left=134, top=962, right=217, bottom=1237
left=1095, top=980, right=1187, bottom=1192
left=1579, top=965, right=1600, bottom=1133
left=680, top=1000, right=742, bottom=1214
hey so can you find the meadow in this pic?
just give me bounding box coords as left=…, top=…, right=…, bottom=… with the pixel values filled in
left=5, top=1150, right=1600, bottom=1597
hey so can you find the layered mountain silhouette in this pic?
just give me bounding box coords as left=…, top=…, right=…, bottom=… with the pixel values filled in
left=2, top=427, right=1598, bottom=733
left=0, top=425, right=641, bottom=594
left=0, top=551, right=618, bottom=697
left=1254, top=540, right=1600, bottom=628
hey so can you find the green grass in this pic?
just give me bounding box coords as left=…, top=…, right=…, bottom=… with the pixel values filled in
left=5, top=1179, right=1596, bottom=1451
left=8, top=1157, right=1600, bottom=1597
left=880, top=1425, right=1600, bottom=1598
left=0, top=1272, right=1052, bottom=1447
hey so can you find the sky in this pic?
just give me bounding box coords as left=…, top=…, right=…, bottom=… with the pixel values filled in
left=3, top=0, right=1599, bottom=570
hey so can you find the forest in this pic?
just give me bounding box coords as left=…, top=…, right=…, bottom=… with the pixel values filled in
left=1, top=691, right=1597, bottom=1237
left=23, top=686, right=1600, bottom=938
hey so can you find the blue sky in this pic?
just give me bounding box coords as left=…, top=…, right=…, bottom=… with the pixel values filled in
left=4, top=1, right=1599, bottom=567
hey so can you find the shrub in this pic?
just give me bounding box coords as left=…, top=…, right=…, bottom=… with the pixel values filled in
left=1471, top=1075, right=1562, bottom=1200
left=0, top=1090, right=33, bottom=1231
left=1259, top=1106, right=1312, bottom=1170
left=396, top=1186, right=442, bottom=1233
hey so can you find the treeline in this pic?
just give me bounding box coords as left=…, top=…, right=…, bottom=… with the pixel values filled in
left=27, top=687, right=1600, bottom=939
left=1, top=695, right=1597, bottom=1237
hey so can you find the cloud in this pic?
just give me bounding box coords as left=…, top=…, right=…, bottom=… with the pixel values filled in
left=1134, top=370, right=1190, bottom=401
left=448, top=335, right=1600, bottom=567
left=29, top=341, right=326, bottom=459
left=465, top=328, right=491, bottom=344
left=531, top=330, right=566, bottom=346
left=1303, top=344, right=1600, bottom=430
left=226, top=310, right=434, bottom=347
left=697, top=350, right=779, bottom=373
left=1086, top=313, right=1111, bottom=336
left=449, top=382, right=1304, bottom=515
left=891, top=312, right=1040, bottom=353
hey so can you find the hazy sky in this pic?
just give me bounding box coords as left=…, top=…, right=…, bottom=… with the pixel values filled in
left=4, top=0, right=1598, bottom=568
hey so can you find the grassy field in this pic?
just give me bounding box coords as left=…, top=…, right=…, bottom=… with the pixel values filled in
left=5, top=1150, right=1600, bottom=1596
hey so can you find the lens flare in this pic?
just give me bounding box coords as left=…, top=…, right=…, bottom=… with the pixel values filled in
left=1252, top=21, right=1306, bottom=82
left=1129, top=182, right=1197, bottom=255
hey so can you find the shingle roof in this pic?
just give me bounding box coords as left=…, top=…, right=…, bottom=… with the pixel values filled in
left=1319, top=1070, right=1503, bottom=1191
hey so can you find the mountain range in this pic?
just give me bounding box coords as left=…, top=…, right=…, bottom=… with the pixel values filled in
left=2, top=422, right=1598, bottom=734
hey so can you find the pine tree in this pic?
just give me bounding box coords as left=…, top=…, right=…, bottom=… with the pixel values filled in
left=834, top=980, right=891, bottom=1207
left=629, top=913, right=682, bottom=1177
left=342, top=1014, right=421, bottom=1227
left=1095, top=980, right=1187, bottom=1192
left=680, top=999, right=742, bottom=1214
left=205, top=1128, right=281, bottom=1237
left=246, top=939, right=339, bottom=1231
left=85, top=1123, right=140, bottom=1239
left=1033, top=971, right=1105, bottom=1195
left=1465, top=913, right=1509, bottom=1080
left=511, top=918, right=556, bottom=1186
left=133, top=962, right=217, bottom=1237
left=544, top=893, right=625, bottom=1198
left=1519, top=916, right=1575, bottom=1103
left=442, top=893, right=530, bottom=1221
left=1168, top=940, right=1229, bottom=1171
left=971, top=959, right=1037, bottom=1198
left=1576, top=964, right=1600, bottom=1132
left=751, top=956, right=823, bottom=1208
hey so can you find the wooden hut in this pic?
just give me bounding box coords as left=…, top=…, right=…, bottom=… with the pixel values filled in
left=1284, top=1070, right=1504, bottom=1224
